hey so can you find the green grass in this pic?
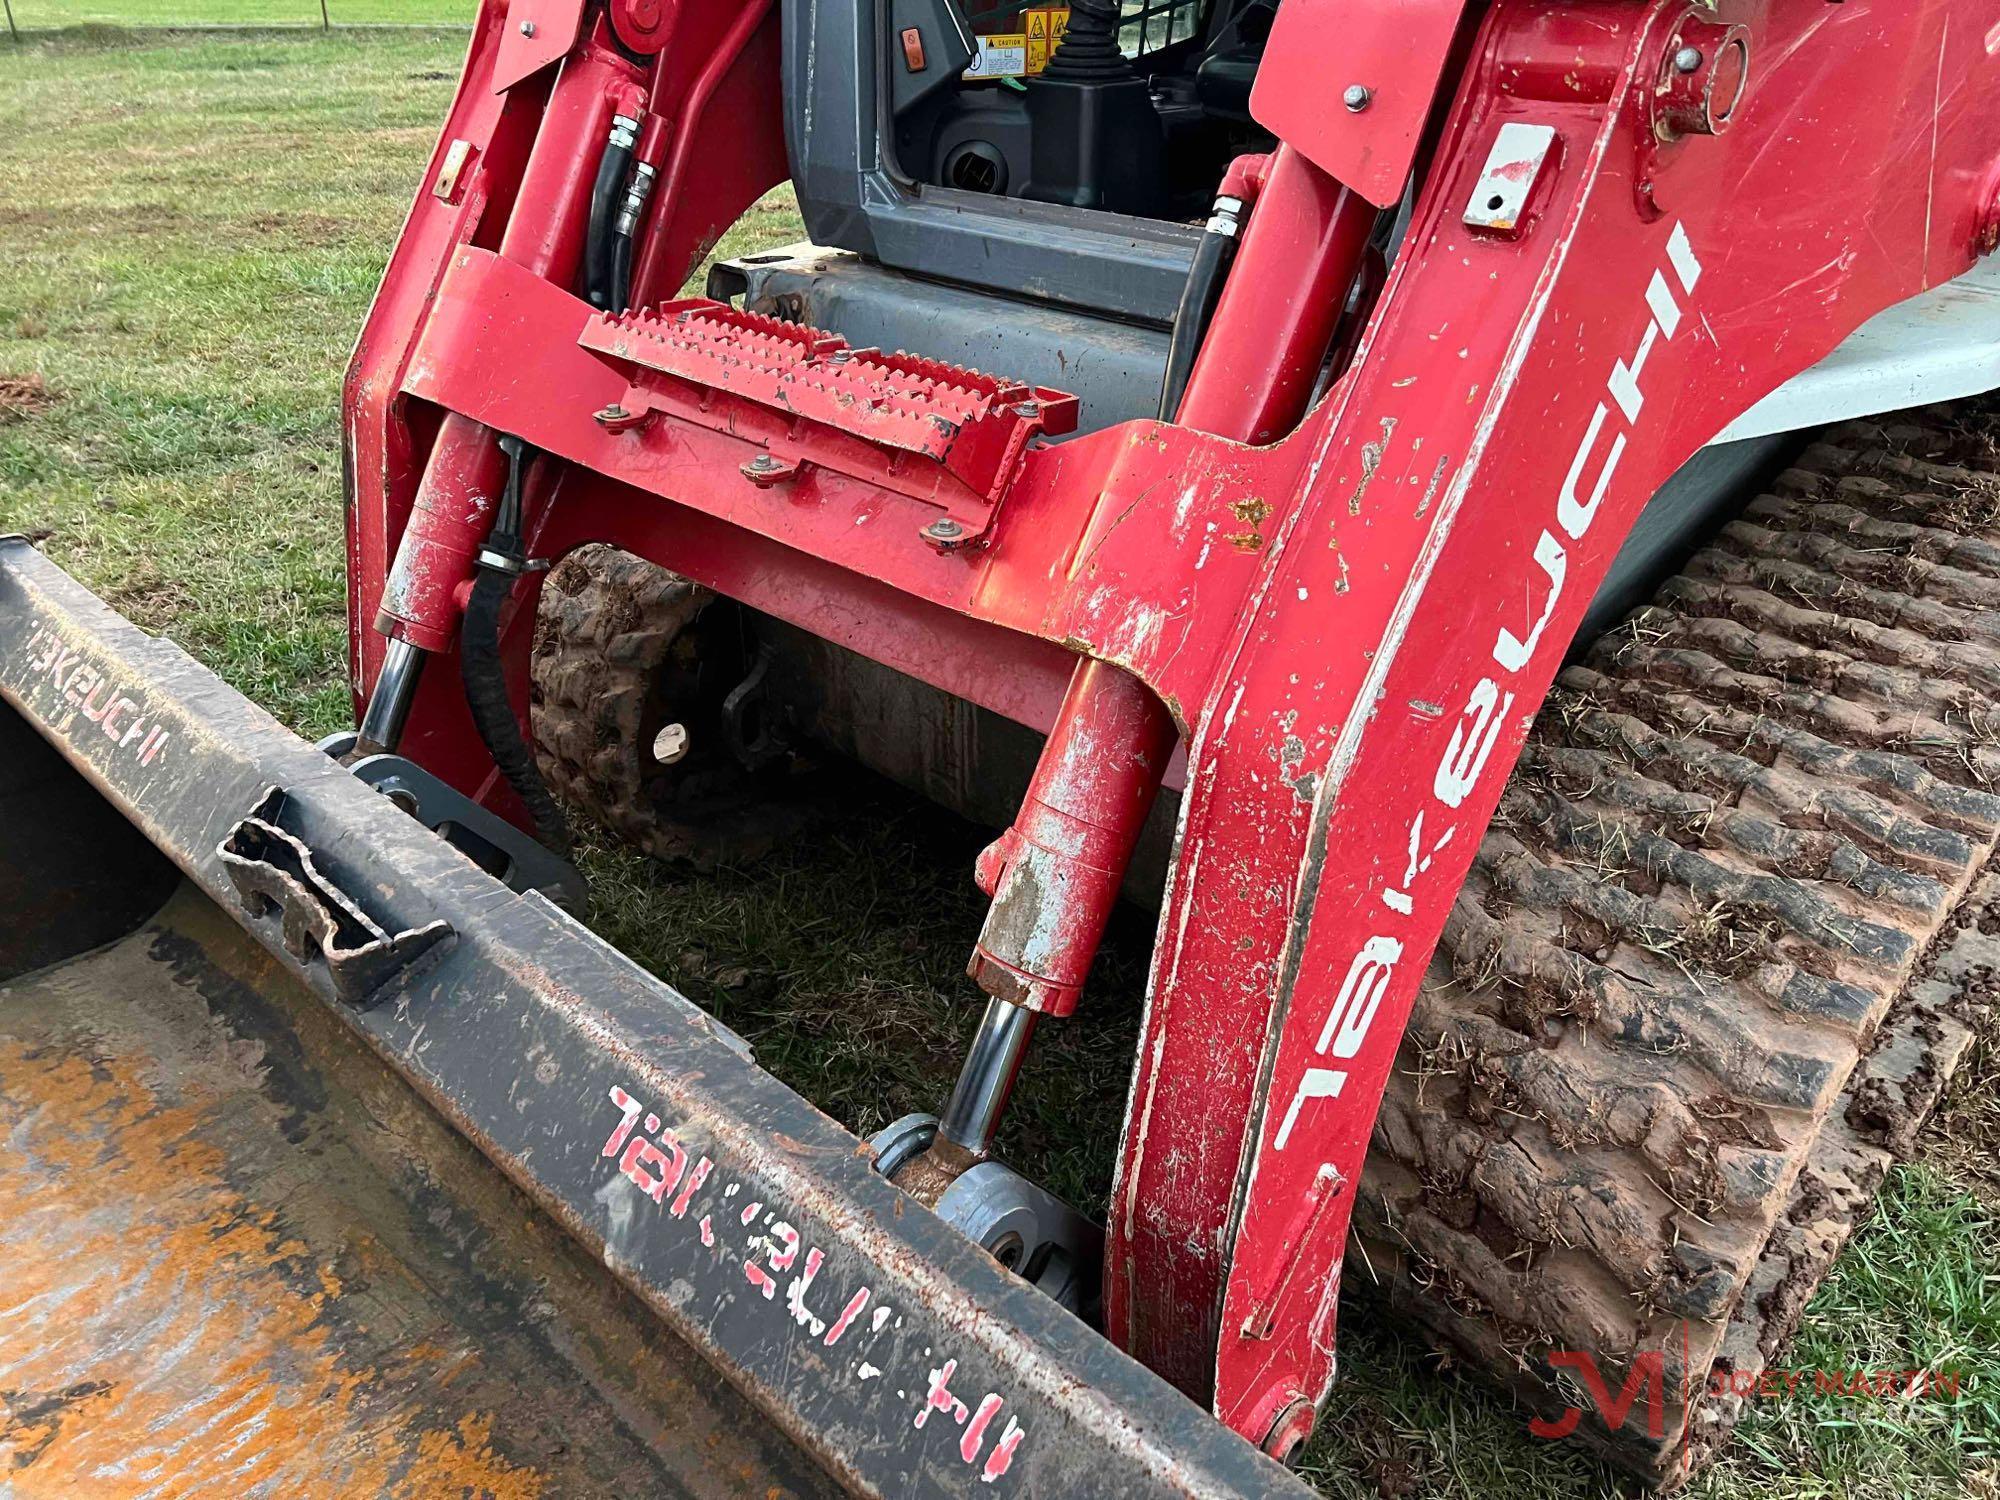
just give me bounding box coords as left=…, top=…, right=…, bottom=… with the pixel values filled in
left=0, top=24, right=1995, bottom=1500
left=5, top=0, right=468, bottom=27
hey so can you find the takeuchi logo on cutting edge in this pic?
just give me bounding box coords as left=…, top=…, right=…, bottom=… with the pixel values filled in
left=14, top=618, right=171, bottom=767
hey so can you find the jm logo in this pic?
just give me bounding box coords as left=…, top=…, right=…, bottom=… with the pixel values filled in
left=1529, top=1349, right=1675, bottom=1443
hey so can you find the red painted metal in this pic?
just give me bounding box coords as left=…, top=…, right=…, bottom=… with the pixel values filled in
left=969, top=661, right=1178, bottom=1016
left=398, top=246, right=1290, bottom=727
left=1175, top=147, right=1378, bottom=444
left=1249, top=0, right=1470, bottom=209
left=956, top=127, right=1377, bottom=1055
left=1112, top=0, right=2000, bottom=1450
left=492, top=0, right=585, bottom=94
left=580, top=300, right=1079, bottom=545
left=342, top=0, right=2000, bottom=1463
left=609, top=0, right=682, bottom=55
left=628, top=0, right=785, bottom=308
left=378, top=32, right=646, bottom=655
left=1215, top=152, right=1272, bottom=204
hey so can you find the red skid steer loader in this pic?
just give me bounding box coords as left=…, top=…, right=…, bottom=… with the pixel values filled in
left=6, top=0, right=2000, bottom=1491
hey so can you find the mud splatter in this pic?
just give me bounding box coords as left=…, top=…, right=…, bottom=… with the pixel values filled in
left=0, top=374, right=54, bottom=422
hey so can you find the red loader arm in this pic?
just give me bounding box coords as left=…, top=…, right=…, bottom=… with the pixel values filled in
left=1114, top=0, right=2000, bottom=1452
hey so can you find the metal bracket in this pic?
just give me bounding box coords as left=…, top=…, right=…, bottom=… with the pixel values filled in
left=868, top=1113, right=1103, bottom=1317
left=318, top=733, right=587, bottom=909
left=1463, top=122, right=1559, bottom=239
left=580, top=298, right=1078, bottom=547
left=220, top=787, right=455, bottom=1008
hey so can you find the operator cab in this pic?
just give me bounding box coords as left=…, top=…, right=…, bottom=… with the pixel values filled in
left=714, top=0, right=1291, bottom=436
left=891, top=0, right=1273, bottom=221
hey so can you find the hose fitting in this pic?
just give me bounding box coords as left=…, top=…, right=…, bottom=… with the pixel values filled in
left=614, top=159, right=657, bottom=240
left=585, top=112, right=643, bottom=310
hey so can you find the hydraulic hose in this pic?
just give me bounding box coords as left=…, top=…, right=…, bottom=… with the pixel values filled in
left=460, top=435, right=572, bottom=856
left=584, top=111, right=641, bottom=310
left=609, top=233, right=635, bottom=314
left=1158, top=218, right=1237, bottom=422
left=1159, top=166, right=1268, bottom=422
left=609, top=158, right=656, bottom=313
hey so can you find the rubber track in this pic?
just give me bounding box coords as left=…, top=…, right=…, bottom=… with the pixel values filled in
left=532, top=544, right=792, bottom=868
left=1352, top=402, right=2000, bottom=1483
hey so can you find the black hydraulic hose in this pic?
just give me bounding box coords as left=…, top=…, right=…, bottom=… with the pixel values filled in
left=609, top=231, right=634, bottom=315
left=1158, top=208, right=1241, bottom=422
left=461, top=436, right=572, bottom=856
left=585, top=113, right=640, bottom=310
left=609, top=159, right=657, bottom=314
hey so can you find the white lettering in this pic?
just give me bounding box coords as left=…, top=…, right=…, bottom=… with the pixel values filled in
left=1435, top=678, right=1515, bottom=809
left=1317, top=936, right=1403, bottom=1058
left=1557, top=403, right=1626, bottom=539
left=1494, top=529, right=1568, bottom=672
left=1275, top=1067, right=1348, bottom=1152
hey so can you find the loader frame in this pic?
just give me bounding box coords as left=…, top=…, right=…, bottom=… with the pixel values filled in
left=340, top=0, right=2000, bottom=1461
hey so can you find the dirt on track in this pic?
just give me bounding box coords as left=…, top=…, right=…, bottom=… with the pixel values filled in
left=1357, top=403, right=2000, bottom=1482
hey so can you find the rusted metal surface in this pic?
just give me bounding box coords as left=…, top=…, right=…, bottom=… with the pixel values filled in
left=0, top=888, right=831, bottom=1498
left=0, top=539, right=1310, bottom=1500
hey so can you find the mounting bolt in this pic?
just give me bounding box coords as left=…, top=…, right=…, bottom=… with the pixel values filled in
left=1342, top=83, right=1372, bottom=112
left=519, top=19, right=536, bottom=35
left=922, top=517, right=965, bottom=545
left=593, top=402, right=650, bottom=433
left=1655, top=23, right=1750, bottom=140
left=652, top=722, right=691, bottom=765
left=740, top=451, right=802, bottom=487
left=1013, top=400, right=1041, bottom=420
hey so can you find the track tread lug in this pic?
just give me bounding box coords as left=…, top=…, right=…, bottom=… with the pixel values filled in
left=1359, top=405, right=2000, bottom=1482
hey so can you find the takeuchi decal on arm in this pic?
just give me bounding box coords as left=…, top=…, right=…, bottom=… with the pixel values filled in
left=1272, top=222, right=1703, bottom=1162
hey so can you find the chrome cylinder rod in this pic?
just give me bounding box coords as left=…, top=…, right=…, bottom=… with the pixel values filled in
left=356, top=636, right=425, bottom=753
left=938, top=996, right=1039, bottom=1157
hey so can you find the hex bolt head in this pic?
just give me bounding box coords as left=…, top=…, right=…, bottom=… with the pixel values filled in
left=924, top=518, right=964, bottom=543
left=1674, top=44, right=1703, bottom=73
left=519, top=19, right=536, bottom=36
left=1342, top=83, right=1372, bottom=112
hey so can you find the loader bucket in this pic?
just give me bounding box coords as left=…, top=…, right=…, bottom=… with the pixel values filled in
left=0, top=537, right=1308, bottom=1499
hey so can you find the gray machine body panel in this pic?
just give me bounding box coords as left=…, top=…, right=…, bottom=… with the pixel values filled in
left=781, top=0, right=1198, bottom=324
